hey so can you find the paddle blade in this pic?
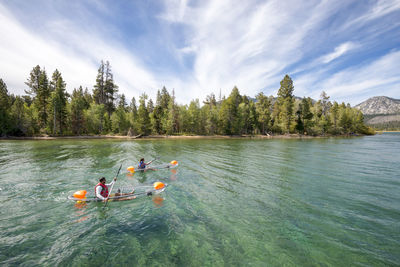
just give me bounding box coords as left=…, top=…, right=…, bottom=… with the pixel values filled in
left=73, top=190, right=87, bottom=199
left=127, top=166, right=135, bottom=173
left=153, top=182, right=165, bottom=190
left=170, top=160, right=178, bottom=165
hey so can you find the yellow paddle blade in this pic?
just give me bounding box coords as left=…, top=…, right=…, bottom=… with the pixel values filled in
left=127, top=166, right=135, bottom=173
left=153, top=182, right=165, bottom=190
left=73, top=190, right=87, bottom=199
left=170, top=160, right=178, bottom=165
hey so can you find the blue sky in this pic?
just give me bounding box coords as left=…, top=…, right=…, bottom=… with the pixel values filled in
left=0, top=0, right=399, bottom=105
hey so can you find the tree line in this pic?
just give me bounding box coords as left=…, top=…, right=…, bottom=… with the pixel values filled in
left=0, top=61, right=374, bottom=137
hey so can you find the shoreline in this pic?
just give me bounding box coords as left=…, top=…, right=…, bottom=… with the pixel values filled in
left=0, top=134, right=367, bottom=140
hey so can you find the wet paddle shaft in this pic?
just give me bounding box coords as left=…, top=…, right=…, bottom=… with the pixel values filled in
left=104, top=164, right=122, bottom=208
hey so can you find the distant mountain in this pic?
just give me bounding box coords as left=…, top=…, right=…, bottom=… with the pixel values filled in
left=354, top=96, right=400, bottom=115
left=355, top=96, right=400, bottom=130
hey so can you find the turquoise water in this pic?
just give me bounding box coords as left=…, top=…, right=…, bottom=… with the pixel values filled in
left=0, top=134, right=399, bottom=266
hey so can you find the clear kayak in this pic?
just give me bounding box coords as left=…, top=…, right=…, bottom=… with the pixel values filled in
left=68, top=183, right=167, bottom=202
left=127, top=161, right=178, bottom=173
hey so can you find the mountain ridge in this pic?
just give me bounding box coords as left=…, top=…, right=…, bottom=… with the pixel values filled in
left=354, top=96, right=400, bottom=130
left=354, top=96, right=400, bottom=115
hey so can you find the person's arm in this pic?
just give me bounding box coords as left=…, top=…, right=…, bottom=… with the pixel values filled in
left=105, top=178, right=117, bottom=187
left=95, top=186, right=106, bottom=201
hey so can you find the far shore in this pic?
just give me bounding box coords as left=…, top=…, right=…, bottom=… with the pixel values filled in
left=0, top=133, right=369, bottom=140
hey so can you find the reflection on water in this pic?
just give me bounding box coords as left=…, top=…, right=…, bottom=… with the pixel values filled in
left=0, top=135, right=399, bottom=266
left=152, top=195, right=164, bottom=207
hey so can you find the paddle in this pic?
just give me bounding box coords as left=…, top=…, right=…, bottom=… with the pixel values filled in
left=147, top=156, right=159, bottom=166
left=103, top=164, right=122, bottom=208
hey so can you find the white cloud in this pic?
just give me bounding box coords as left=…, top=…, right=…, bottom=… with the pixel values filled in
left=160, top=0, right=344, bottom=101
left=1, top=0, right=399, bottom=107
left=319, top=42, right=358, bottom=64
left=295, top=50, right=400, bottom=105
left=0, top=3, right=160, bottom=101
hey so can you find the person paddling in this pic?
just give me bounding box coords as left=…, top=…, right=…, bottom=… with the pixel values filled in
left=138, top=158, right=155, bottom=170
left=95, top=177, right=116, bottom=202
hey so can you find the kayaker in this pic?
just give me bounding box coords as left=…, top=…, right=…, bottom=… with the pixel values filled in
left=95, top=177, right=116, bottom=201
left=138, top=158, right=154, bottom=169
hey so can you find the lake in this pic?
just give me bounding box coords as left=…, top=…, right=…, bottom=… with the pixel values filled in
left=0, top=134, right=399, bottom=266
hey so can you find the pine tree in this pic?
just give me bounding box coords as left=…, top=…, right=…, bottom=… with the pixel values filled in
left=0, top=79, right=11, bottom=135
left=93, top=61, right=118, bottom=118
left=49, top=69, right=68, bottom=135
left=104, top=61, right=118, bottom=118
left=93, top=61, right=105, bottom=105
left=255, top=92, right=272, bottom=134
left=187, top=99, right=201, bottom=133
left=10, top=96, right=25, bottom=135
left=70, top=87, right=87, bottom=135
left=25, top=66, right=50, bottom=130
left=137, top=93, right=151, bottom=135
left=296, top=97, right=313, bottom=134
left=330, top=101, right=339, bottom=134
left=164, top=89, right=179, bottom=134
left=85, top=103, right=106, bottom=134
left=276, top=75, right=294, bottom=133
left=203, top=93, right=218, bottom=134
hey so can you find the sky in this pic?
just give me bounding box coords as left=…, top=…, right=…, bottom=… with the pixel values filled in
left=0, top=0, right=399, bottom=106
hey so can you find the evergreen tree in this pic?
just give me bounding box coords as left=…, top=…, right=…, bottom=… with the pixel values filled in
left=69, top=87, right=87, bottom=135
left=147, top=99, right=154, bottom=114
left=296, top=97, right=313, bottom=134
left=187, top=99, right=201, bottom=133
left=164, top=89, right=179, bottom=134
left=276, top=75, right=294, bottom=133
left=25, top=66, right=50, bottom=130
left=49, top=69, right=68, bottom=135
left=330, top=101, right=339, bottom=134
left=0, top=79, right=11, bottom=135
left=10, top=96, right=25, bottom=135
left=93, top=61, right=118, bottom=118
left=127, top=97, right=138, bottom=136
left=338, top=103, right=351, bottom=134
left=151, top=90, right=163, bottom=134
left=85, top=103, right=106, bottom=134
left=104, top=61, right=118, bottom=117
left=137, top=93, right=151, bottom=135
left=93, top=61, right=105, bottom=105
left=255, top=92, right=272, bottom=134
left=219, top=86, right=242, bottom=135
left=203, top=93, right=218, bottom=134
left=111, top=105, right=129, bottom=134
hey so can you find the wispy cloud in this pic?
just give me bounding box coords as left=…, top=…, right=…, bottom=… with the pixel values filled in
left=161, top=0, right=341, bottom=100
left=0, top=2, right=160, bottom=100
left=295, top=50, right=400, bottom=104
left=319, top=42, right=358, bottom=64
left=0, top=0, right=399, bottom=105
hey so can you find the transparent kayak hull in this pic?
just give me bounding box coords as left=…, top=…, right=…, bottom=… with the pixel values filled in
left=68, top=186, right=166, bottom=202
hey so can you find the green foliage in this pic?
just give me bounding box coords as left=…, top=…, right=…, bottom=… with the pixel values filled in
left=137, top=93, right=151, bottom=135
left=25, top=66, right=50, bottom=131
left=1, top=70, right=373, bottom=137
left=255, top=93, right=272, bottom=134
left=0, top=79, right=11, bottom=135
left=111, top=106, right=130, bottom=134
left=48, top=69, right=68, bottom=135
left=85, top=103, right=106, bottom=134
left=93, top=61, right=118, bottom=118
left=69, top=87, right=87, bottom=135
left=275, top=75, right=295, bottom=133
